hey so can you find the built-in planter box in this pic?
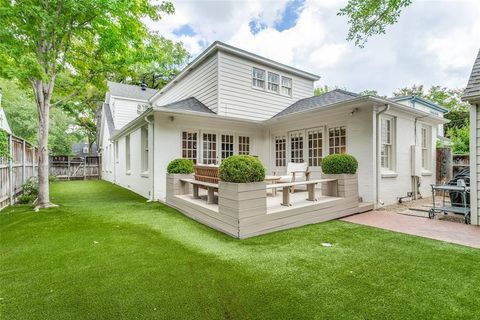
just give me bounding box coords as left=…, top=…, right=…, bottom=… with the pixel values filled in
left=321, top=173, right=358, bottom=200
left=166, top=173, right=193, bottom=202
left=218, top=181, right=267, bottom=220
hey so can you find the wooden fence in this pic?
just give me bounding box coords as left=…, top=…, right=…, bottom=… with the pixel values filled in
left=0, top=134, right=38, bottom=210
left=49, top=156, right=100, bottom=180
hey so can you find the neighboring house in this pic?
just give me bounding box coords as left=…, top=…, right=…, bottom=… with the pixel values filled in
left=463, top=49, right=480, bottom=226
left=72, top=143, right=98, bottom=156
left=0, top=89, right=12, bottom=134
left=391, top=95, right=449, bottom=144
left=99, top=41, right=445, bottom=207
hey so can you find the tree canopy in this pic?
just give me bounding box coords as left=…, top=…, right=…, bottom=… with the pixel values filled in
left=338, top=0, right=413, bottom=47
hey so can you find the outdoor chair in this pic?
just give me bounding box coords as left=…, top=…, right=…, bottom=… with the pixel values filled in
left=276, top=162, right=311, bottom=193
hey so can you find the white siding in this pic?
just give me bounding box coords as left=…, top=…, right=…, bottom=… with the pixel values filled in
left=111, top=98, right=148, bottom=129
left=217, top=51, right=314, bottom=121
left=154, top=54, right=218, bottom=112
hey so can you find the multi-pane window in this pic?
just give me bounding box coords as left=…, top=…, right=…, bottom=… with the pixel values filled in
left=221, top=134, right=234, bottom=160
left=328, top=126, right=346, bottom=154
left=182, top=131, right=197, bottom=164
left=308, top=128, right=323, bottom=167
left=281, top=77, right=292, bottom=96
left=125, top=134, right=131, bottom=172
left=238, top=136, right=250, bottom=155
left=141, top=126, right=148, bottom=173
left=290, top=131, right=304, bottom=163
left=268, top=72, right=280, bottom=93
left=252, top=67, right=265, bottom=89
left=381, top=118, right=393, bottom=169
left=421, top=126, right=429, bottom=169
left=203, top=133, right=217, bottom=164
left=115, top=141, right=119, bottom=163
left=275, top=135, right=286, bottom=167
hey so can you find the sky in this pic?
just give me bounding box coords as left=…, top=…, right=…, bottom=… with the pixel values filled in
left=147, top=0, right=480, bottom=96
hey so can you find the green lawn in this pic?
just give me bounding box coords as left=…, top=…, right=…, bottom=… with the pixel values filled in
left=1, top=180, right=479, bottom=319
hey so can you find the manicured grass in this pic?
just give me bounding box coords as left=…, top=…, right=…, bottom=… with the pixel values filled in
left=1, top=180, right=479, bottom=319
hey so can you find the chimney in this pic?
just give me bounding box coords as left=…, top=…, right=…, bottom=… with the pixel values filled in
left=141, top=83, right=147, bottom=91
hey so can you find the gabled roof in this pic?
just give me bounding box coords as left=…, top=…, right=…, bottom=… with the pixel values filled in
left=107, top=81, right=157, bottom=101
left=272, top=89, right=359, bottom=118
left=156, top=97, right=214, bottom=114
left=150, top=41, right=320, bottom=102
left=464, top=49, right=480, bottom=101
left=390, top=95, right=448, bottom=113
left=103, top=103, right=115, bottom=135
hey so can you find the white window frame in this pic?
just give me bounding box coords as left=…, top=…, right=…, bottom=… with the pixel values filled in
left=252, top=67, right=265, bottom=90
left=202, top=132, right=218, bottom=165
left=307, top=127, right=324, bottom=167
left=125, top=134, right=131, bottom=174
left=115, top=141, right=119, bottom=163
left=221, top=134, right=234, bottom=160
left=141, top=126, right=149, bottom=175
left=281, top=76, right=292, bottom=96
left=238, top=136, right=250, bottom=155
left=380, top=116, right=396, bottom=171
left=274, top=134, right=287, bottom=168
left=267, top=72, right=280, bottom=93
left=421, top=125, right=431, bottom=171
left=181, top=131, right=199, bottom=164
left=289, top=130, right=304, bottom=163
left=328, top=126, right=347, bottom=155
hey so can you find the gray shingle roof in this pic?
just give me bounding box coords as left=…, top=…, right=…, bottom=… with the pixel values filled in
left=158, top=97, right=214, bottom=114
left=107, top=81, right=157, bottom=101
left=272, top=89, right=360, bottom=118
left=464, top=49, right=480, bottom=101
left=463, top=51, right=480, bottom=99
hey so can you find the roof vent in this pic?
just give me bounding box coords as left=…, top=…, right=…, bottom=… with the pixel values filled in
left=140, top=82, right=147, bottom=91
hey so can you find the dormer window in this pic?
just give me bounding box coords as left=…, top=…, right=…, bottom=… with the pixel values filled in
left=281, top=77, right=292, bottom=96
left=252, top=67, right=265, bottom=89
left=268, top=72, right=280, bottom=93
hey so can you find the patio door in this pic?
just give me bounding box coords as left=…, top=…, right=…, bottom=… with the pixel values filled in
left=202, top=132, right=218, bottom=164
left=221, top=134, right=234, bottom=160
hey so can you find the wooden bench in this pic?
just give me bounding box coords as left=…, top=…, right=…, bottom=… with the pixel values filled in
left=194, top=165, right=219, bottom=184
left=266, top=179, right=336, bottom=206
left=181, top=178, right=219, bottom=204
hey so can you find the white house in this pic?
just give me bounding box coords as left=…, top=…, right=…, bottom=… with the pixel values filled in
left=99, top=41, right=445, bottom=208
left=464, top=49, right=480, bottom=226
left=0, top=89, right=12, bottom=134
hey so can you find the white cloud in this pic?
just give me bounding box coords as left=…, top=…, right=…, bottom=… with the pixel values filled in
left=148, top=0, right=480, bottom=95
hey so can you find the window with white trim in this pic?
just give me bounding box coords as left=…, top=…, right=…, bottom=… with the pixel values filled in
left=289, top=131, right=304, bottom=163
left=202, top=133, right=217, bottom=164
left=115, top=141, right=119, bottom=163
left=281, top=76, right=292, bottom=96
left=268, top=72, right=280, bottom=93
left=328, top=126, right=346, bottom=154
left=307, top=128, right=323, bottom=167
left=275, top=135, right=286, bottom=167
left=381, top=117, right=394, bottom=170
left=182, top=131, right=197, bottom=164
left=238, top=136, right=250, bottom=155
left=125, top=135, right=131, bottom=172
left=221, top=134, right=234, bottom=160
left=421, top=126, right=430, bottom=170
left=141, top=126, right=148, bottom=173
left=252, top=67, right=265, bottom=89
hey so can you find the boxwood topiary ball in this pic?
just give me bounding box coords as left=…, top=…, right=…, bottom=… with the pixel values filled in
left=167, top=159, right=194, bottom=174
left=219, top=155, right=266, bottom=183
left=321, top=154, right=358, bottom=174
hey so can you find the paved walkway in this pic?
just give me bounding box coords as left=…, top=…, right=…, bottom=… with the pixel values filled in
left=342, top=211, right=480, bottom=249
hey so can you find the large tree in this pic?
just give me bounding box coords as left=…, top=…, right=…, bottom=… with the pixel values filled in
left=0, top=0, right=175, bottom=209
left=338, top=0, right=413, bottom=47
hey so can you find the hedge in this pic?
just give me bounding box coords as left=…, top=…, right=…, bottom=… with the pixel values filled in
left=167, top=159, right=194, bottom=174
left=219, top=155, right=265, bottom=183
left=321, top=154, right=358, bottom=174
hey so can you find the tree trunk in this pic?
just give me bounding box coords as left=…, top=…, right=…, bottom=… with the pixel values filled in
left=33, top=78, right=57, bottom=210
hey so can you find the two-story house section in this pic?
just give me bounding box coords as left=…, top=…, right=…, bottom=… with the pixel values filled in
left=100, top=41, right=445, bottom=207
left=149, top=41, right=319, bottom=121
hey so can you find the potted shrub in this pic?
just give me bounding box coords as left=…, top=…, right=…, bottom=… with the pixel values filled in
left=218, top=155, right=267, bottom=219
left=320, top=154, right=359, bottom=199
left=166, top=159, right=194, bottom=200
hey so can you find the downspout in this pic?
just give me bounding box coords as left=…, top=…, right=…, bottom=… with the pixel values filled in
left=375, top=104, right=390, bottom=206
left=144, top=115, right=154, bottom=201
